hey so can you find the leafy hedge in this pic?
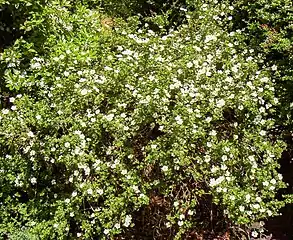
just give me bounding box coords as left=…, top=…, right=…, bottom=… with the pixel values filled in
left=0, top=0, right=292, bottom=239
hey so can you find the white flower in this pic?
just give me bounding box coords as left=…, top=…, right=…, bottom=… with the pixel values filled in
left=174, top=201, right=179, bottom=207
left=27, top=131, right=35, bottom=138
left=72, top=191, right=77, bottom=197
left=247, top=56, right=253, bottom=61
left=206, top=71, right=212, bottom=77
left=222, top=155, right=228, bottom=161
left=64, top=142, right=70, bottom=148
left=70, top=212, right=75, bottom=217
left=259, top=221, right=265, bottom=227
left=205, top=35, right=217, bottom=43
left=259, top=107, right=265, bottom=113
left=123, top=215, right=132, bottom=227
left=272, top=65, right=277, bottom=71
left=188, top=210, right=194, bottom=215
left=139, top=193, right=146, bottom=199
left=122, top=49, right=133, bottom=55
left=77, top=233, right=82, bottom=238
left=9, top=97, right=15, bottom=103
left=251, top=231, right=258, bottom=238
left=256, top=197, right=262, bottom=202
left=65, top=198, right=70, bottom=204
left=211, top=166, right=218, bottom=173
left=259, top=130, right=267, bottom=136
left=239, top=206, right=245, bottom=212
left=31, top=62, right=41, bottom=69
left=84, top=167, right=90, bottom=175
left=245, top=194, right=251, bottom=202
left=270, top=178, right=276, bottom=185
left=209, top=176, right=224, bottom=187
left=221, top=165, right=227, bottom=170
left=205, top=117, right=212, bottom=122
left=161, top=36, right=168, bottom=41
left=267, top=210, right=272, bottom=216
left=263, top=181, right=269, bottom=187
left=178, top=220, right=184, bottom=226
left=121, top=169, right=128, bottom=175
left=104, top=229, right=110, bottom=235
left=232, top=65, right=238, bottom=73
left=114, top=223, right=121, bottom=229
left=230, top=195, right=235, bottom=201
left=53, top=223, right=59, bottom=228
left=204, top=155, right=211, bottom=163
left=175, top=115, right=183, bottom=125
left=216, top=99, right=225, bottom=108
left=194, top=46, right=201, bottom=52
left=253, top=204, right=260, bottom=209
left=258, top=87, right=263, bottom=93
left=29, top=221, right=36, bottom=226
left=187, top=62, right=193, bottom=68
left=30, top=177, right=37, bottom=185
left=2, top=109, right=9, bottom=114
left=87, top=188, right=93, bottom=195
left=64, top=71, right=70, bottom=77
left=161, top=165, right=168, bottom=172
left=97, top=189, right=104, bottom=195
left=257, top=208, right=265, bottom=213
left=36, top=115, right=41, bottom=120
left=209, top=130, right=217, bottom=136
left=273, top=98, right=279, bottom=104
left=260, top=77, right=269, bottom=83
left=80, top=89, right=88, bottom=95
left=105, top=114, right=114, bottom=121
left=132, top=185, right=140, bottom=193
left=151, top=144, right=157, bottom=149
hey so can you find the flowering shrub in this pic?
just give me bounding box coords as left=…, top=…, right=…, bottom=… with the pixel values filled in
left=0, top=1, right=290, bottom=239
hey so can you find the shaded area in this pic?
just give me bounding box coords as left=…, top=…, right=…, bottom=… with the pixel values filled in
left=265, top=137, right=293, bottom=240
left=0, top=5, right=22, bottom=50
left=115, top=181, right=230, bottom=239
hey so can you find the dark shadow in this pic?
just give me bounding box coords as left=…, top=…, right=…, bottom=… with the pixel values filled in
left=265, top=137, right=293, bottom=239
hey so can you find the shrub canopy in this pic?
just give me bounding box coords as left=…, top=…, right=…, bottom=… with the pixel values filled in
left=0, top=0, right=291, bottom=239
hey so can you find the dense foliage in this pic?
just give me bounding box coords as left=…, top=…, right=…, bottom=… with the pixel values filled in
left=0, top=0, right=292, bottom=239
